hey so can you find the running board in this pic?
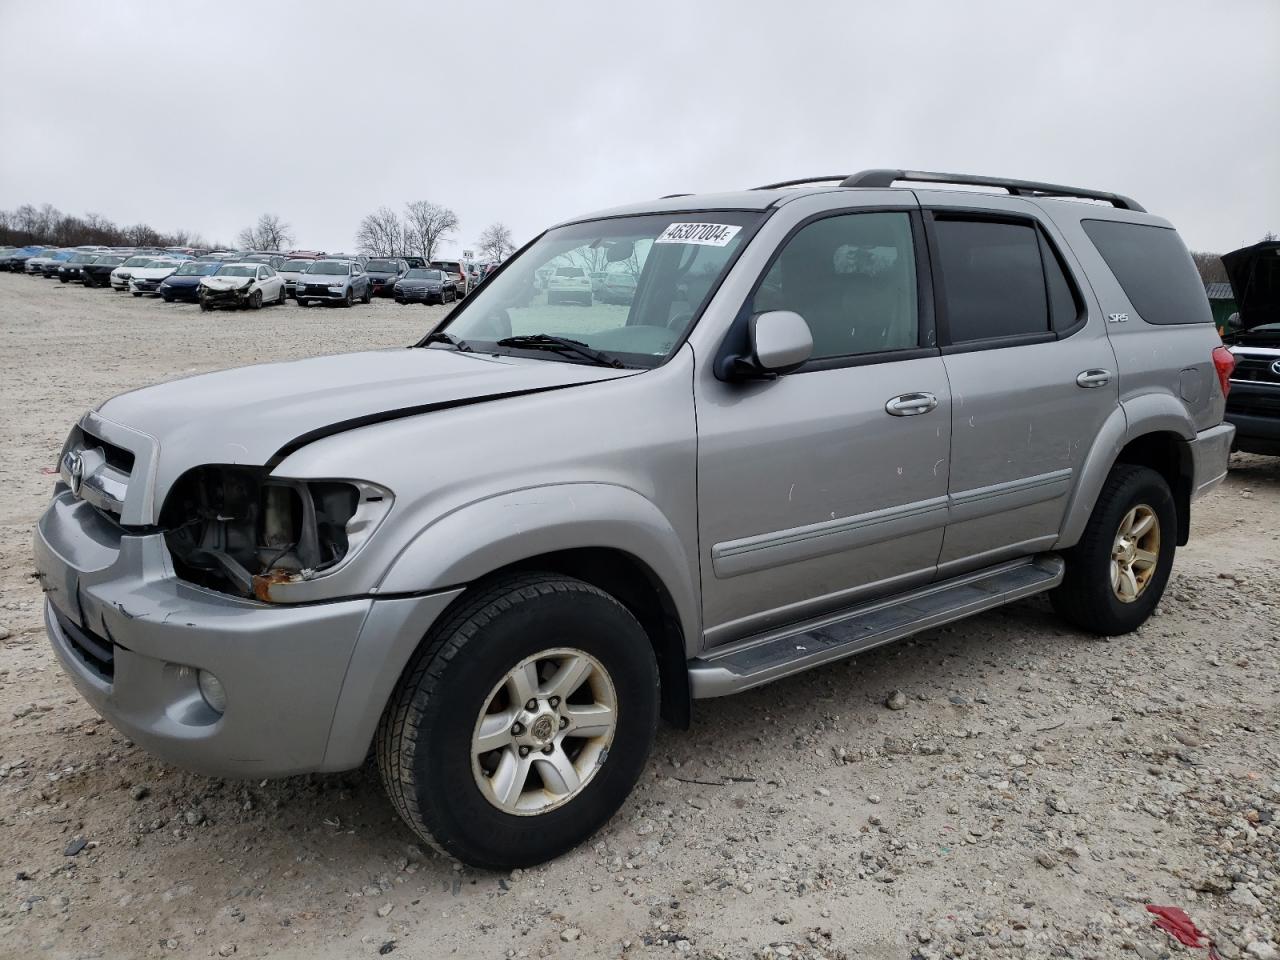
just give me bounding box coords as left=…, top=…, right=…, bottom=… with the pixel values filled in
left=688, top=554, right=1064, bottom=698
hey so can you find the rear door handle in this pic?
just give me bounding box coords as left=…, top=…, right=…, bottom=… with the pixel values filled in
left=1076, top=369, right=1113, bottom=388
left=885, top=392, right=939, bottom=416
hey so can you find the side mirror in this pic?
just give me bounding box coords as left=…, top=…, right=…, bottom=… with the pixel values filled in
left=718, top=311, right=813, bottom=380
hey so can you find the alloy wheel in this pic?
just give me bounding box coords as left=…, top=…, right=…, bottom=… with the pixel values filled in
left=471, top=648, right=617, bottom=816
left=1110, top=504, right=1160, bottom=603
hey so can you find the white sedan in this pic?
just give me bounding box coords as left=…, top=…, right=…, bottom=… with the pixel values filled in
left=127, top=259, right=184, bottom=297
left=198, top=262, right=287, bottom=311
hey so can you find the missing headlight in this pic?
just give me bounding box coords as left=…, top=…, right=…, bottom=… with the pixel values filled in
left=160, top=466, right=391, bottom=601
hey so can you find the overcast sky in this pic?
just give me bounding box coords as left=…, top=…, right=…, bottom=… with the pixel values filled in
left=1, top=0, right=1276, bottom=255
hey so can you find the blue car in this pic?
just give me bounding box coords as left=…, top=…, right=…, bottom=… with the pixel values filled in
left=0, top=245, right=47, bottom=272
left=158, top=260, right=223, bottom=302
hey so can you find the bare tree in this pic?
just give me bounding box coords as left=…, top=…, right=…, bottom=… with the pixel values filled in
left=237, top=213, right=295, bottom=251
left=477, top=222, right=516, bottom=261
left=403, top=201, right=459, bottom=262
left=355, top=206, right=409, bottom=257
left=1190, top=251, right=1227, bottom=285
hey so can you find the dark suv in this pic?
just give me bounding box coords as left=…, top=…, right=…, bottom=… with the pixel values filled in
left=1222, top=240, right=1280, bottom=455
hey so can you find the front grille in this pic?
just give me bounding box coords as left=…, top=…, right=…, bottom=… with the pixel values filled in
left=53, top=606, right=115, bottom=682
left=1232, top=356, right=1280, bottom=385
left=79, top=427, right=135, bottom=474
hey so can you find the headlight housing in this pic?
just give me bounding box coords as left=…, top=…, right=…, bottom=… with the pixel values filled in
left=160, top=466, right=394, bottom=602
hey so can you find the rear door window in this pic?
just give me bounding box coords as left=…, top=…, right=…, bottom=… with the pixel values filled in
left=1081, top=219, right=1211, bottom=325
left=932, top=219, right=1049, bottom=343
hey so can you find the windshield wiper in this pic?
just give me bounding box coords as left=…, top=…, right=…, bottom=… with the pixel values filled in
left=424, top=331, right=473, bottom=352
left=495, top=334, right=625, bottom=368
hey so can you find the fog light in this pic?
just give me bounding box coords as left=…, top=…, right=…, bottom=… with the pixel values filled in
left=197, top=670, right=227, bottom=714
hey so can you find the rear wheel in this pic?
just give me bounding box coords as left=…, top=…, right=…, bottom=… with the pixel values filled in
left=1050, top=465, right=1176, bottom=636
left=376, top=573, right=659, bottom=869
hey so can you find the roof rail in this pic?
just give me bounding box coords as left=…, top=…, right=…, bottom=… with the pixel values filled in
left=753, top=176, right=850, bottom=190
left=839, top=169, right=1145, bottom=212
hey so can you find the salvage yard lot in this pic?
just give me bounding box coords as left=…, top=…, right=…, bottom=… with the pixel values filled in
left=0, top=271, right=1277, bottom=959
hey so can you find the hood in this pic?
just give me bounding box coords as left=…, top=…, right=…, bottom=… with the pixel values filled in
left=200, top=275, right=254, bottom=290
left=163, top=274, right=204, bottom=286
left=132, top=266, right=177, bottom=279
left=367, top=270, right=398, bottom=280
left=95, top=347, right=634, bottom=516
left=1222, top=241, right=1280, bottom=331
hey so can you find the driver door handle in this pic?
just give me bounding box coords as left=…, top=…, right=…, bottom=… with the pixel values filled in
left=1076, top=369, right=1113, bottom=388
left=885, top=392, right=939, bottom=416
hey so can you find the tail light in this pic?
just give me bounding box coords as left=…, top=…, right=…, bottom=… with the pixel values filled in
left=1212, top=345, right=1235, bottom=399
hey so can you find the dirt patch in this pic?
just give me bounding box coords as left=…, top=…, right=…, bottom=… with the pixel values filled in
left=1, top=272, right=1276, bottom=959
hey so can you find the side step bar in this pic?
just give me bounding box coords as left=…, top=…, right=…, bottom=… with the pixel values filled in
left=688, top=554, right=1064, bottom=698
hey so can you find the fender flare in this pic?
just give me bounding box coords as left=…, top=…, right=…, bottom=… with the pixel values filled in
left=377, top=482, right=701, bottom=650
left=1056, top=392, right=1195, bottom=548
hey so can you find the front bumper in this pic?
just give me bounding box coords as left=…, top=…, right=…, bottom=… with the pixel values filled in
left=130, top=279, right=165, bottom=294
left=34, top=489, right=462, bottom=778
left=1225, top=383, right=1280, bottom=455
left=370, top=279, right=397, bottom=296
left=396, top=286, right=443, bottom=302
left=1187, top=422, right=1236, bottom=497
left=296, top=284, right=349, bottom=301
left=200, top=285, right=252, bottom=307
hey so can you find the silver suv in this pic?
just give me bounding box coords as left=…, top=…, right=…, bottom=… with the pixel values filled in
left=34, top=169, right=1235, bottom=869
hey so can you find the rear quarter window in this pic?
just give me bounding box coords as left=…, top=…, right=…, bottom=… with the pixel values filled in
left=1082, top=220, right=1211, bottom=325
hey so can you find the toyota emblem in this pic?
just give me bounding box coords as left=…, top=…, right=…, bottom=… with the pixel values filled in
left=1271, top=359, right=1280, bottom=377
left=66, top=452, right=85, bottom=496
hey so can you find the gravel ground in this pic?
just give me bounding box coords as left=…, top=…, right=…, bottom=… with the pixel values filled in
left=0, top=271, right=1276, bottom=960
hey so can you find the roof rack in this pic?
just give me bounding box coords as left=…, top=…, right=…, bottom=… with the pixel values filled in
left=753, top=169, right=1144, bottom=212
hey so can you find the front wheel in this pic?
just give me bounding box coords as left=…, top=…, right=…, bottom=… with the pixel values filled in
left=1050, top=464, right=1177, bottom=636
left=376, top=574, right=659, bottom=869
left=361, top=283, right=372, bottom=304
left=249, top=289, right=263, bottom=310
left=277, top=285, right=287, bottom=305
left=342, top=288, right=354, bottom=308
left=199, top=300, right=212, bottom=312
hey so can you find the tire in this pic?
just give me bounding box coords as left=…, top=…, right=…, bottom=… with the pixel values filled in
left=161, top=294, right=172, bottom=303
left=60, top=276, right=68, bottom=284
left=375, top=573, right=659, bottom=869
left=394, top=297, right=406, bottom=305
left=1050, top=464, right=1177, bottom=636
left=131, top=291, right=142, bottom=297
left=199, top=301, right=212, bottom=312
left=298, top=299, right=310, bottom=308
left=361, top=283, right=372, bottom=304
left=343, top=288, right=354, bottom=308
left=249, top=290, right=263, bottom=310
left=276, top=285, right=287, bottom=305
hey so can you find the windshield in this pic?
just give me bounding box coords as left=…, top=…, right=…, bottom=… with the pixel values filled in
left=307, top=261, right=350, bottom=275
left=97, top=255, right=127, bottom=266
left=366, top=259, right=399, bottom=272
left=216, top=265, right=257, bottom=277
left=69, top=253, right=98, bottom=263
left=122, top=256, right=154, bottom=267
left=175, top=261, right=220, bottom=276
left=406, top=269, right=443, bottom=280
left=281, top=259, right=310, bottom=272
left=431, top=213, right=759, bottom=367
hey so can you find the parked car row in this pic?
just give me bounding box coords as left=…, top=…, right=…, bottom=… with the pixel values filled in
left=3, top=242, right=507, bottom=310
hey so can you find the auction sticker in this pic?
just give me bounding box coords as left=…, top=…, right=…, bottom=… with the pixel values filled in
left=654, top=222, right=742, bottom=247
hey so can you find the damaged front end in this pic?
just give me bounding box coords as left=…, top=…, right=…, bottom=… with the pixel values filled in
left=199, top=282, right=253, bottom=309
left=160, top=466, right=392, bottom=602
